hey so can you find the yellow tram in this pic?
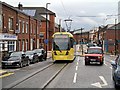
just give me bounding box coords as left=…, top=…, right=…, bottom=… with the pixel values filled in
left=52, top=32, right=75, bottom=61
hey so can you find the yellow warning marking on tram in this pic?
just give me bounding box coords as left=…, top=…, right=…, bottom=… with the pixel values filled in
left=0, top=72, right=14, bottom=79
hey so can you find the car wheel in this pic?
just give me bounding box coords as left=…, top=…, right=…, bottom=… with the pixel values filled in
left=85, top=60, right=89, bottom=65
left=114, top=81, right=119, bottom=89
left=39, top=57, right=42, bottom=62
left=2, top=66, right=5, bottom=69
left=43, top=57, right=47, bottom=61
left=27, top=60, right=30, bottom=66
left=19, top=62, right=23, bottom=68
left=100, top=61, right=103, bottom=65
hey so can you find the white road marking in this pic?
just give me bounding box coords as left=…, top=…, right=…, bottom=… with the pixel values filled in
left=91, top=76, right=108, bottom=88
left=77, top=57, right=79, bottom=62
left=99, top=76, right=108, bottom=86
left=91, top=82, right=102, bottom=88
left=76, top=66, right=78, bottom=71
left=77, top=62, right=78, bottom=65
left=73, top=73, right=77, bottom=83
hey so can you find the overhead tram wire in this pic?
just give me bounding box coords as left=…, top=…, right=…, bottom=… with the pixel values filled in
left=77, top=14, right=119, bottom=18
left=60, top=0, right=69, bottom=17
left=77, top=16, right=103, bottom=17
left=60, top=0, right=73, bottom=32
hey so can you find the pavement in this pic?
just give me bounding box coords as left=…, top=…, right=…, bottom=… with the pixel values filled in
left=47, top=51, right=52, bottom=59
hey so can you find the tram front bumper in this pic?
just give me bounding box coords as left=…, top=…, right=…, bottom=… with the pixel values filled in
left=53, top=55, right=73, bottom=61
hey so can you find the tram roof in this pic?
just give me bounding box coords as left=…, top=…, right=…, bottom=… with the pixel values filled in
left=52, top=32, right=74, bottom=38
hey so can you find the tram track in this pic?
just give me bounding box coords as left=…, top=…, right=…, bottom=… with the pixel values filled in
left=41, top=63, right=68, bottom=89
left=4, top=62, right=68, bottom=89
left=4, top=63, right=54, bottom=89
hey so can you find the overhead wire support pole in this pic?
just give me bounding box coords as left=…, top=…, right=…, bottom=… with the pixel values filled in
left=115, top=19, right=117, bottom=55
left=59, top=19, right=61, bottom=32
left=45, top=3, right=50, bottom=59
left=80, top=28, right=84, bottom=55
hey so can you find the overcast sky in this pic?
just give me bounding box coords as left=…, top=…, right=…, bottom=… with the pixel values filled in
left=1, top=0, right=120, bottom=31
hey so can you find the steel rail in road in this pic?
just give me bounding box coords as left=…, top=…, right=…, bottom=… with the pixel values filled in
left=4, top=63, right=54, bottom=89
left=4, top=62, right=68, bottom=90
left=41, top=63, right=68, bottom=89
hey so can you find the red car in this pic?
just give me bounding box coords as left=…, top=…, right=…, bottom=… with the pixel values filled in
left=85, top=47, right=104, bottom=65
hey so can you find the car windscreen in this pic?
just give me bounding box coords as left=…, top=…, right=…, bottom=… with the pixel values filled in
left=10, top=52, right=22, bottom=57
left=87, top=49, right=103, bottom=54
left=25, top=51, right=34, bottom=55
left=34, top=49, right=42, bottom=53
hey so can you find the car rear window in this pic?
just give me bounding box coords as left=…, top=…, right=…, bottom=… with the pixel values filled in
left=87, top=48, right=103, bottom=54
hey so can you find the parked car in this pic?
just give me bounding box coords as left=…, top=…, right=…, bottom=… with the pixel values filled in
left=84, top=47, right=104, bottom=65
left=111, top=55, right=120, bottom=88
left=25, top=50, right=39, bottom=63
left=33, top=48, right=46, bottom=61
left=2, top=51, right=30, bottom=68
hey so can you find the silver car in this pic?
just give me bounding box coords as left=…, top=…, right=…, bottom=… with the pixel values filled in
left=2, top=51, right=30, bottom=68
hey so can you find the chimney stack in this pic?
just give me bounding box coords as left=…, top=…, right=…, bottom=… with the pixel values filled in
left=18, top=2, right=23, bottom=10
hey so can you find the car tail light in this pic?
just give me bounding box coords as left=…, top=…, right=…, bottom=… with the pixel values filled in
left=66, top=51, right=69, bottom=55
left=54, top=51, right=57, bottom=55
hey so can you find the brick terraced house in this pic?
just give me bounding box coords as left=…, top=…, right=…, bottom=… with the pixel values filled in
left=0, top=2, right=56, bottom=63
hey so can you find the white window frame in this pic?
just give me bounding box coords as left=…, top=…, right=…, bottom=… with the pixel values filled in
left=31, top=23, right=32, bottom=34
left=26, top=40, right=28, bottom=51
left=8, top=41, right=15, bottom=52
left=8, top=17, right=13, bottom=30
left=30, top=39, right=33, bottom=50
left=18, top=40, right=20, bottom=51
left=26, top=22, right=28, bottom=33
left=18, top=20, right=21, bottom=33
left=22, top=40, right=24, bottom=51
left=22, top=21, right=25, bottom=33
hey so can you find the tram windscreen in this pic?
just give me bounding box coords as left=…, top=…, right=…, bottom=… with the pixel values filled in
left=53, top=35, right=69, bottom=50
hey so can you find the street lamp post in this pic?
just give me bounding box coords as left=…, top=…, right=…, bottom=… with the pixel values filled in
left=115, top=19, right=117, bottom=55
left=45, top=3, right=50, bottom=59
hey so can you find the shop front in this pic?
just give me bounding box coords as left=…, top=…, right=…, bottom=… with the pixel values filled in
left=0, top=33, right=18, bottom=53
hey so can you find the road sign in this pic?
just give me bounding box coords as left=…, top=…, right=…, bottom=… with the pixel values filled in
left=44, top=39, right=48, bottom=44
